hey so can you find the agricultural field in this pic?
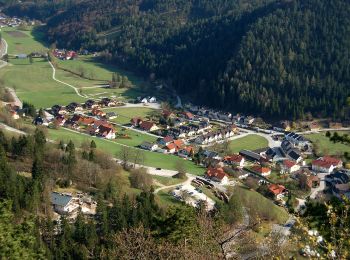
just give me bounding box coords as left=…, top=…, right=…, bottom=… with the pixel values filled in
left=229, top=134, right=269, bottom=153
left=104, top=107, right=159, bottom=125
left=305, top=131, right=350, bottom=156
left=47, top=127, right=205, bottom=175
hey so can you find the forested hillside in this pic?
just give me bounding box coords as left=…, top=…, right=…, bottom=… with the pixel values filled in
left=4, top=0, right=350, bottom=119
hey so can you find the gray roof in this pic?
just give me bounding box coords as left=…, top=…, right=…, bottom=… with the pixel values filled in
left=51, top=192, right=72, bottom=207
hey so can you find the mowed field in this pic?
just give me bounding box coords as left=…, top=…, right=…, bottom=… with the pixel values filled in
left=47, top=128, right=205, bottom=175
left=229, top=134, right=269, bottom=153
left=104, top=107, right=158, bottom=125
left=305, top=131, right=350, bottom=155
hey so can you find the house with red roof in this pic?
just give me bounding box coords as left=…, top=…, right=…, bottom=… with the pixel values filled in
left=140, top=121, right=158, bottom=132
left=206, top=167, right=229, bottom=185
left=178, top=146, right=194, bottom=159
left=173, top=139, right=184, bottom=149
left=165, top=143, right=177, bottom=154
left=91, top=107, right=106, bottom=117
left=312, top=156, right=343, bottom=173
left=268, top=184, right=287, bottom=199
left=223, top=154, right=245, bottom=168
left=251, top=165, right=271, bottom=176
left=281, top=160, right=300, bottom=174
left=182, top=111, right=194, bottom=120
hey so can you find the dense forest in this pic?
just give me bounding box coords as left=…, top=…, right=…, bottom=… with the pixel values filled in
left=4, top=0, right=350, bottom=119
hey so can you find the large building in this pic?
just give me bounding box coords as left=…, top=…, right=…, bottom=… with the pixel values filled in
left=312, top=156, right=343, bottom=173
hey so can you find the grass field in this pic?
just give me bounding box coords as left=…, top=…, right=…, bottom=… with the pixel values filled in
left=229, top=134, right=269, bottom=153
left=105, top=107, right=158, bottom=125
left=0, top=58, right=86, bottom=107
left=115, top=126, right=157, bottom=147
left=305, top=131, right=350, bottom=156
left=152, top=175, right=185, bottom=186
left=155, top=189, right=181, bottom=208
left=47, top=127, right=205, bottom=175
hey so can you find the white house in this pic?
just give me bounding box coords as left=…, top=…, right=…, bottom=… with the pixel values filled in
left=281, top=160, right=300, bottom=174
left=206, top=167, right=229, bottom=185
left=312, top=156, right=343, bottom=173
left=51, top=192, right=79, bottom=214
left=140, top=142, right=158, bottom=151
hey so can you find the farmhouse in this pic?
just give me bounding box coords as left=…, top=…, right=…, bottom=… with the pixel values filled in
left=239, top=149, right=261, bottom=162
left=312, top=156, right=343, bottom=173
left=140, top=121, right=158, bottom=132
left=223, top=154, right=245, bottom=168
left=140, top=142, right=158, bottom=151
left=251, top=165, right=271, bottom=176
left=268, top=184, right=287, bottom=199
left=51, top=192, right=79, bottom=215
left=130, top=117, right=143, bottom=127
left=281, top=160, right=300, bottom=174
left=158, top=136, right=174, bottom=146
left=97, top=125, right=116, bottom=139
left=206, top=167, right=229, bottom=185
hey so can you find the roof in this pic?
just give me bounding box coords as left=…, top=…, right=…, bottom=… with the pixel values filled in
left=98, top=125, right=114, bottom=136
left=283, top=160, right=296, bottom=169
left=224, top=154, right=244, bottom=163
left=130, top=117, right=143, bottom=124
left=206, top=167, right=227, bottom=180
left=173, top=139, right=184, bottom=148
left=51, top=192, right=72, bottom=207
left=166, top=143, right=177, bottom=150
left=251, top=165, right=271, bottom=174
left=268, top=184, right=286, bottom=195
left=140, top=121, right=156, bottom=131
left=239, top=150, right=261, bottom=161
left=162, top=136, right=174, bottom=143
left=141, top=141, right=155, bottom=148
left=312, top=156, right=342, bottom=169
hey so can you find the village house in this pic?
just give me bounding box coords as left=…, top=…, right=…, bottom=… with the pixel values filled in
left=285, top=132, right=308, bottom=147
left=158, top=136, right=174, bottom=146
left=312, top=156, right=343, bottom=173
left=51, top=192, right=79, bottom=215
left=268, top=184, right=287, bottom=200
left=178, top=146, right=194, bottom=159
left=140, top=141, right=158, bottom=151
left=54, top=115, right=66, bottom=126
left=140, top=121, right=159, bottom=132
left=281, top=160, right=300, bottom=174
left=163, top=110, right=176, bottom=119
left=51, top=105, right=68, bottom=115
left=91, top=107, right=106, bottom=117
left=326, top=170, right=350, bottom=199
left=328, top=122, right=343, bottom=129
left=130, top=117, right=143, bottom=127
left=100, top=97, right=116, bottom=107
left=308, top=122, right=320, bottom=131
left=84, top=99, right=99, bottom=109
left=182, top=111, right=195, bottom=120
left=273, top=121, right=291, bottom=132
left=281, top=140, right=303, bottom=163
left=96, top=125, right=116, bottom=139
left=251, top=165, right=271, bottom=176
left=67, top=102, right=83, bottom=112
left=223, top=154, right=245, bottom=168
left=239, top=149, right=262, bottom=162
left=165, top=143, right=177, bottom=154
left=205, top=167, right=229, bottom=185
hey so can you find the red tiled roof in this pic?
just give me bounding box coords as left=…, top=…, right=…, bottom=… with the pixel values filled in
left=224, top=154, right=244, bottom=163
left=206, top=167, right=227, bottom=181
left=183, top=111, right=194, bottom=119
left=312, top=156, right=342, bottom=169
left=283, top=160, right=296, bottom=169
left=173, top=139, right=184, bottom=148
left=166, top=143, right=177, bottom=151
left=269, top=184, right=286, bottom=195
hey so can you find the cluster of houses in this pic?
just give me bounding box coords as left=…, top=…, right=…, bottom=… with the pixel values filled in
left=0, top=15, right=28, bottom=27
left=52, top=49, right=78, bottom=60
left=51, top=192, right=96, bottom=220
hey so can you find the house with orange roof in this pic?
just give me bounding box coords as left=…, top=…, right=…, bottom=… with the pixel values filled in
left=96, top=125, right=116, bottom=139
left=224, top=154, right=245, bottom=168
left=173, top=139, right=184, bottom=149
left=206, top=167, right=229, bottom=184
left=165, top=143, right=177, bottom=154
left=281, top=160, right=300, bottom=174
left=268, top=184, right=287, bottom=199
left=251, top=165, right=271, bottom=176
left=91, top=107, right=106, bottom=117
left=312, top=156, right=343, bottom=173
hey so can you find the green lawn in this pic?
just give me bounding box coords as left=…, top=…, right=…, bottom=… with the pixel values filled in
left=152, top=175, right=185, bottom=186
left=305, top=132, right=350, bottom=156
left=2, top=27, right=47, bottom=54
left=155, top=189, right=181, bottom=208
left=47, top=127, right=205, bottom=175
left=0, top=58, right=86, bottom=108
left=229, top=134, right=269, bottom=153
left=104, top=107, right=159, bottom=125
left=115, top=126, right=157, bottom=147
